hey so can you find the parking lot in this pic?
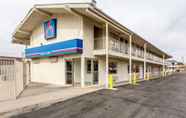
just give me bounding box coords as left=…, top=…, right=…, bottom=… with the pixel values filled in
left=12, top=72, right=186, bottom=118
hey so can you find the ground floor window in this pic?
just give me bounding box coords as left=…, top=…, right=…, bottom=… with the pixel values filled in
left=109, top=62, right=117, bottom=74
left=87, top=60, right=92, bottom=73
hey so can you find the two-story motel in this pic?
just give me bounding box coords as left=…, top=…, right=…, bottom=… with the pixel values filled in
left=12, top=0, right=171, bottom=88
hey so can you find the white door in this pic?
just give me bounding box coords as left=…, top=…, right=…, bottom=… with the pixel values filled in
left=139, top=65, right=144, bottom=79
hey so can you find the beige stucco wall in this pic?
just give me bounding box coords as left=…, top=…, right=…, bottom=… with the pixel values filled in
left=82, top=18, right=95, bottom=58
left=29, top=13, right=84, bottom=85
left=98, top=57, right=129, bottom=85
left=28, top=12, right=163, bottom=87
left=30, top=14, right=83, bottom=47
left=31, top=57, right=65, bottom=85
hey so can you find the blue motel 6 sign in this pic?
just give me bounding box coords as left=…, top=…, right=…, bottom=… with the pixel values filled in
left=44, top=18, right=57, bottom=39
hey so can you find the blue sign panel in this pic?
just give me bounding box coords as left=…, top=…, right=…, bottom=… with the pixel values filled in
left=44, top=18, right=57, bottom=39
left=25, top=39, right=83, bottom=58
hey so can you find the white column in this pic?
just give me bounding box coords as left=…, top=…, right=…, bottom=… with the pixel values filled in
left=144, top=43, right=147, bottom=80
left=81, top=56, right=85, bottom=88
left=163, top=55, right=165, bottom=76
left=105, top=23, right=109, bottom=88
left=129, top=34, right=132, bottom=84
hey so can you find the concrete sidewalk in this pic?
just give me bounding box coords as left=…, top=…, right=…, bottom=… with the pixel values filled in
left=0, top=86, right=102, bottom=117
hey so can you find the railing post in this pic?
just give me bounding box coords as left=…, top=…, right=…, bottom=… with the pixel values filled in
left=163, top=55, right=165, bottom=77
left=144, top=43, right=147, bottom=80
left=81, top=56, right=85, bottom=88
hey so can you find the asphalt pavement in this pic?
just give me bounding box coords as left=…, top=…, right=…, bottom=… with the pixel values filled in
left=12, top=72, right=186, bottom=118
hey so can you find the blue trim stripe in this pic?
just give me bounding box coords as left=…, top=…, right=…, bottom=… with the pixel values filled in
left=25, top=39, right=83, bottom=58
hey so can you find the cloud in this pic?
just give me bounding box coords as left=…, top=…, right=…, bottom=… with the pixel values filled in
left=97, top=0, right=186, bottom=61
left=0, top=0, right=186, bottom=61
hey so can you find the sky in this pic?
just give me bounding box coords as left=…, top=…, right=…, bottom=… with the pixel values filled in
left=0, top=0, right=186, bottom=62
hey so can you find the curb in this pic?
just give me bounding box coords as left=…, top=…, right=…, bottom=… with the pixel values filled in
left=0, top=88, right=102, bottom=118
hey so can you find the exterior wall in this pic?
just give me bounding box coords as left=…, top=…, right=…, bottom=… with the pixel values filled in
left=98, top=57, right=129, bottom=85
left=98, top=57, right=106, bottom=86
left=30, top=14, right=83, bottom=47
left=83, top=17, right=95, bottom=58
left=26, top=11, right=165, bottom=87
left=151, top=65, right=161, bottom=78
left=31, top=57, right=66, bottom=85
left=116, top=60, right=129, bottom=83
left=29, top=14, right=83, bottom=85
left=132, top=62, right=144, bottom=80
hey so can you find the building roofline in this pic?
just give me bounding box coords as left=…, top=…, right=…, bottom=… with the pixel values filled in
left=12, top=1, right=172, bottom=59
left=89, top=6, right=171, bottom=58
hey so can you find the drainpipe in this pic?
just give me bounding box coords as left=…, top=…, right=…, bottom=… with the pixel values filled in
left=105, top=23, right=109, bottom=89
left=129, top=34, right=133, bottom=84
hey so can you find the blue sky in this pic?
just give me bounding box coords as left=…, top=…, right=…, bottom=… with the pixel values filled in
left=0, top=0, right=186, bottom=62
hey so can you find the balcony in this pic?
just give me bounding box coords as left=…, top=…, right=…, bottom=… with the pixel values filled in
left=93, top=36, right=163, bottom=65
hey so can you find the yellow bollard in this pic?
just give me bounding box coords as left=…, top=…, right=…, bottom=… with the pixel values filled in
left=129, top=73, right=133, bottom=84
left=147, top=72, right=150, bottom=80
left=132, top=72, right=139, bottom=85
left=144, top=73, right=148, bottom=80
left=161, top=71, right=164, bottom=79
left=108, top=74, right=113, bottom=89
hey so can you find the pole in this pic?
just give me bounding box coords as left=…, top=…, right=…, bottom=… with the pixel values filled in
left=144, top=43, right=147, bottom=80
left=129, top=34, right=133, bottom=84
left=105, top=23, right=109, bottom=88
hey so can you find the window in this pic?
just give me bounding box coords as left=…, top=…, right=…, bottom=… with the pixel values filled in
left=49, top=56, right=58, bottom=63
left=87, top=60, right=92, bottom=73
left=32, top=58, right=40, bottom=64
left=128, top=64, right=130, bottom=73
left=109, top=62, right=117, bottom=74
left=94, top=26, right=103, bottom=49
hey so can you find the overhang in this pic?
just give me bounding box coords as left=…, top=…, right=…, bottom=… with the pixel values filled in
left=12, top=1, right=171, bottom=59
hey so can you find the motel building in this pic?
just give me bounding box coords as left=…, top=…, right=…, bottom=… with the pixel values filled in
left=12, top=0, right=171, bottom=89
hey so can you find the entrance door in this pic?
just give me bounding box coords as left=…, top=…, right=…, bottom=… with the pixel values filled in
left=93, top=61, right=99, bottom=85
left=139, top=65, right=144, bottom=79
left=66, top=61, right=73, bottom=85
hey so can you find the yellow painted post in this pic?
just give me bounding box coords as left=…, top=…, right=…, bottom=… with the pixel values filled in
left=129, top=73, right=133, bottom=84
left=147, top=72, right=150, bottom=80
left=108, top=74, right=113, bottom=89
left=145, top=73, right=147, bottom=80
left=161, top=71, right=164, bottom=79
left=132, top=72, right=137, bottom=85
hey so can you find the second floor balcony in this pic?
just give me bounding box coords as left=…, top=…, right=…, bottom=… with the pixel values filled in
left=93, top=36, right=163, bottom=64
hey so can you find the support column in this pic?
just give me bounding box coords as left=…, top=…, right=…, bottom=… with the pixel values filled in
left=129, top=34, right=133, bottom=84
left=105, top=23, right=109, bottom=89
left=144, top=43, right=147, bottom=80
left=163, top=55, right=165, bottom=77
left=81, top=56, right=85, bottom=88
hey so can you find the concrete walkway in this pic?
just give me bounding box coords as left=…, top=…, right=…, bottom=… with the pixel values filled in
left=0, top=86, right=102, bottom=117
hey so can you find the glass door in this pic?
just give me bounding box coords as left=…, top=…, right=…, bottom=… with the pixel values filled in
left=66, top=61, right=73, bottom=85
left=93, top=61, right=99, bottom=85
